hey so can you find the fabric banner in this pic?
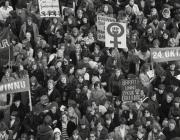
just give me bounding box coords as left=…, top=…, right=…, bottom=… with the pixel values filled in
left=0, top=27, right=12, bottom=67
left=38, top=0, right=60, bottom=17
left=150, top=47, right=180, bottom=62
left=0, top=77, right=30, bottom=94
left=97, top=15, right=116, bottom=42
left=121, top=79, right=142, bottom=102
left=105, top=22, right=127, bottom=48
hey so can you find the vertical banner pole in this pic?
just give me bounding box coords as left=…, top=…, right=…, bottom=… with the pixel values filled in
left=28, top=90, right=32, bottom=111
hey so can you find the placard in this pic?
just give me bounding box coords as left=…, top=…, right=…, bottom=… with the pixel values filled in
left=150, top=47, right=180, bottom=62
left=0, top=77, right=30, bottom=94
left=105, top=22, right=127, bottom=48
left=121, top=79, right=142, bottom=102
left=97, top=15, right=116, bottom=42
left=38, top=0, right=60, bottom=17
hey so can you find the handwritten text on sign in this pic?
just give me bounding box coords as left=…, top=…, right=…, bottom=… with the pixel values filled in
left=121, top=79, right=141, bottom=102
left=97, top=15, right=116, bottom=42
left=150, top=47, right=180, bottom=62
left=0, top=77, right=30, bottom=94
left=38, top=0, right=60, bottom=17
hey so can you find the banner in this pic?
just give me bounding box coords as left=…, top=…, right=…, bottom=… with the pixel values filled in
left=0, top=77, right=30, bottom=94
left=97, top=15, right=116, bottom=42
left=38, top=0, right=60, bottom=17
left=121, top=79, right=142, bottom=102
left=0, top=27, right=12, bottom=67
left=105, top=22, right=126, bottom=48
left=150, top=47, right=180, bottom=62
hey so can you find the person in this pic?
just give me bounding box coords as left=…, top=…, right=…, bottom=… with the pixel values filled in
left=37, top=115, right=54, bottom=140
left=0, top=0, right=13, bottom=22
left=19, top=16, right=39, bottom=42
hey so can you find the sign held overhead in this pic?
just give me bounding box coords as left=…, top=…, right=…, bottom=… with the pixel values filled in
left=105, top=22, right=127, bottom=49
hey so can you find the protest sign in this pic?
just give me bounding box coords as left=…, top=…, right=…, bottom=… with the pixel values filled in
left=150, top=47, right=180, bottom=62
left=97, top=15, right=116, bottom=42
left=38, top=0, right=60, bottom=17
left=0, top=27, right=12, bottom=67
left=121, top=79, right=142, bottom=102
left=0, top=77, right=30, bottom=94
left=105, top=22, right=127, bottom=48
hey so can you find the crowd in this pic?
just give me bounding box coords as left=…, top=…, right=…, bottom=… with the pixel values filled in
left=0, top=0, right=180, bottom=139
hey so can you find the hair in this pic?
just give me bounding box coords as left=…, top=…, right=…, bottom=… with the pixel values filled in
left=152, top=121, right=162, bottom=132
left=166, top=93, right=174, bottom=99
left=43, top=115, right=52, bottom=125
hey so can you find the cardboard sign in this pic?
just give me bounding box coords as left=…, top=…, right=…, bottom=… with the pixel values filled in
left=121, top=79, right=141, bottom=102
left=105, top=22, right=127, bottom=48
left=0, top=77, right=30, bottom=94
left=97, top=15, right=116, bottom=42
left=150, top=47, right=180, bottom=62
left=38, top=0, right=60, bottom=17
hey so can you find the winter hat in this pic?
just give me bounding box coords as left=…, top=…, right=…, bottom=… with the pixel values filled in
left=54, top=128, right=61, bottom=135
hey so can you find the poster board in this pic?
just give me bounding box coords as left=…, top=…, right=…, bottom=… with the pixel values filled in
left=121, top=79, right=142, bottom=102
left=150, top=47, right=180, bottom=62
left=97, top=15, right=116, bottom=42
left=105, top=22, right=127, bottom=48
left=0, top=77, right=30, bottom=94
left=38, top=0, right=60, bottom=17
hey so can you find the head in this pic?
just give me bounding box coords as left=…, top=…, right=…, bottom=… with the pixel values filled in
left=163, top=31, right=169, bottom=39
left=61, top=75, right=67, bottom=84
left=151, top=8, right=157, bottom=16
left=129, top=0, right=134, bottom=6
left=61, top=112, right=68, bottom=123
left=168, top=119, right=176, bottom=131
left=5, top=69, right=11, bottom=77
left=150, top=92, right=157, bottom=101
left=54, top=128, right=61, bottom=140
left=77, top=9, right=83, bottom=19
left=72, top=28, right=79, bottom=37
left=43, top=115, right=52, bottom=126
left=158, top=84, right=165, bottom=94
left=72, top=130, right=79, bottom=140
left=104, top=5, right=109, bottom=13
left=75, top=44, right=81, bottom=53
left=89, top=131, right=96, bottom=140
left=47, top=79, right=54, bottom=90
left=27, top=17, right=33, bottom=25
left=166, top=93, right=174, bottom=103
left=26, top=32, right=32, bottom=40
left=52, top=17, right=58, bottom=24
left=37, top=50, right=43, bottom=58
left=144, top=109, right=151, bottom=117
left=57, top=49, right=64, bottom=58
left=142, top=18, right=148, bottom=26
left=94, top=81, right=101, bottom=90
left=169, top=62, right=176, bottom=70
left=174, top=97, right=180, bottom=108
left=5, top=0, right=10, bottom=7
left=115, top=68, right=121, bottom=77
left=152, top=121, right=161, bottom=133
left=40, top=95, right=49, bottom=106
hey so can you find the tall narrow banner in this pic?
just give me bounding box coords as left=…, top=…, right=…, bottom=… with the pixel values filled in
left=97, top=15, right=116, bottom=42
left=0, top=77, right=30, bottom=94
left=105, top=22, right=127, bottom=48
left=38, top=0, right=60, bottom=17
left=121, top=79, right=142, bottom=102
left=0, top=27, right=12, bottom=67
left=150, top=47, right=180, bottom=62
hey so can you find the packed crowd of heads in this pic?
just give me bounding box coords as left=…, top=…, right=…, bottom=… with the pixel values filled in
left=0, top=0, right=180, bottom=140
